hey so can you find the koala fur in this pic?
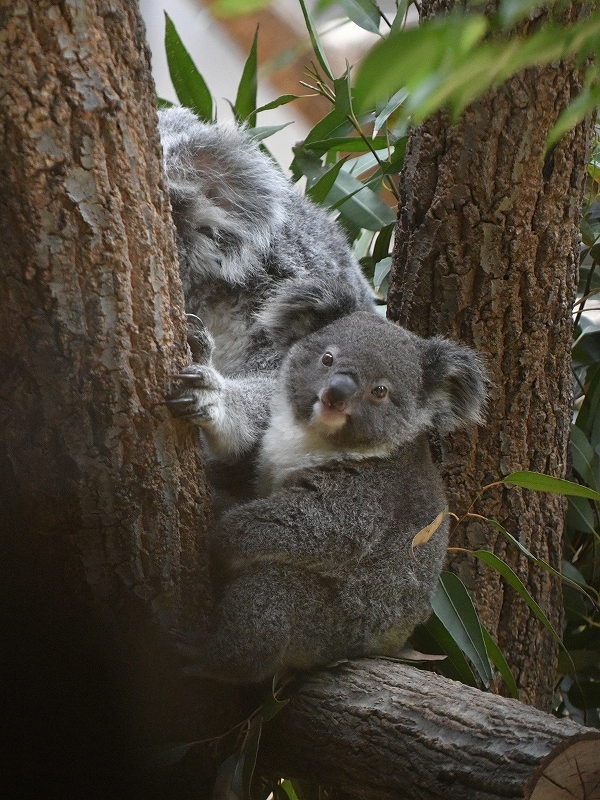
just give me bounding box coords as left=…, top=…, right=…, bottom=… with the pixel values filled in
left=186, top=310, right=487, bottom=685
left=159, top=107, right=375, bottom=499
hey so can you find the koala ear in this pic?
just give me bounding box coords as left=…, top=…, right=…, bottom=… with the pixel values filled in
left=258, top=275, right=370, bottom=350
left=421, top=337, right=488, bottom=432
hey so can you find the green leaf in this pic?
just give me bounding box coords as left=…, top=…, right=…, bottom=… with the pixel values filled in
left=566, top=496, right=597, bottom=536
left=304, top=136, right=390, bottom=157
left=304, top=109, right=354, bottom=145
left=338, top=0, right=383, bottom=36
left=390, top=0, right=413, bottom=36
left=326, top=169, right=396, bottom=230
left=334, top=73, right=354, bottom=117
left=164, top=13, right=213, bottom=121
left=372, top=222, right=395, bottom=263
left=431, top=572, right=494, bottom=685
left=421, top=613, right=478, bottom=686
left=481, top=516, right=597, bottom=604
left=298, top=0, right=334, bottom=80
left=353, top=14, right=489, bottom=114
left=306, top=158, right=350, bottom=204
left=502, top=470, right=600, bottom=502
left=246, top=123, right=293, bottom=143
left=498, top=0, right=553, bottom=27
left=548, top=83, right=600, bottom=150
left=234, top=29, right=259, bottom=126
left=373, top=88, right=409, bottom=135
left=570, top=423, right=596, bottom=481
left=254, top=95, right=304, bottom=115
left=373, top=257, right=391, bottom=290
left=471, top=550, right=566, bottom=651
left=240, top=716, right=262, bottom=798
left=211, top=0, right=272, bottom=15
left=576, top=363, right=600, bottom=443
left=481, top=625, right=519, bottom=699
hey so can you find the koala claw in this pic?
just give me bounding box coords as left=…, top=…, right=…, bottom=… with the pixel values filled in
left=185, top=314, right=215, bottom=364
left=166, top=394, right=220, bottom=422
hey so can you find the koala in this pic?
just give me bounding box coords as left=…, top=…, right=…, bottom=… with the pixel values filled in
left=183, top=309, right=487, bottom=684
left=158, top=107, right=375, bottom=500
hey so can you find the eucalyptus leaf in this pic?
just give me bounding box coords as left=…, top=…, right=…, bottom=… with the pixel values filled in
left=212, top=0, right=271, bottom=15
left=254, top=95, right=304, bottom=115
left=304, top=136, right=390, bottom=157
left=481, top=516, right=597, bottom=604
left=567, top=496, right=597, bottom=536
left=234, top=30, right=258, bottom=126
left=307, top=158, right=350, bottom=205
left=246, top=124, right=293, bottom=143
left=164, top=13, right=213, bottom=121
left=471, top=550, right=566, bottom=654
left=481, top=625, right=519, bottom=699
left=373, top=88, right=409, bottom=135
left=338, top=0, right=383, bottom=36
left=570, top=424, right=599, bottom=491
left=298, top=0, right=334, bottom=80
left=325, top=169, right=396, bottom=230
left=502, top=470, right=600, bottom=502
left=548, top=83, right=600, bottom=149
left=422, top=613, right=478, bottom=686
left=431, top=572, right=494, bottom=684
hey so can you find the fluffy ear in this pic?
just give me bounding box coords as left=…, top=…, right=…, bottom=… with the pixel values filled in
left=258, top=275, right=369, bottom=350
left=421, top=337, right=488, bottom=432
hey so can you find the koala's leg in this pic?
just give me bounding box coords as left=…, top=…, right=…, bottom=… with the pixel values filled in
left=167, top=317, right=276, bottom=459
left=184, top=568, right=295, bottom=685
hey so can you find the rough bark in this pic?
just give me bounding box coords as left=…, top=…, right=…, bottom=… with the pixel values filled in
left=0, top=2, right=229, bottom=796
left=387, top=13, right=592, bottom=707
left=260, top=661, right=600, bottom=800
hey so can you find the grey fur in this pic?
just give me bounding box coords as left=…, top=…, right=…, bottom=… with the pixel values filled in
left=187, top=311, right=487, bottom=684
left=159, top=107, right=375, bottom=492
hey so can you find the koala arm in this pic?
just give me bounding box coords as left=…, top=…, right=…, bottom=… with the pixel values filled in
left=169, top=366, right=275, bottom=458
left=167, top=316, right=275, bottom=458
left=212, top=466, right=383, bottom=573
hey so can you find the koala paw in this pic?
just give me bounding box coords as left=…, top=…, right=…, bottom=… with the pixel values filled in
left=167, top=363, right=224, bottom=423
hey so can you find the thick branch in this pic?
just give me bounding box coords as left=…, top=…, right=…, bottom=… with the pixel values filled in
left=261, top=661, right=600, bottom=800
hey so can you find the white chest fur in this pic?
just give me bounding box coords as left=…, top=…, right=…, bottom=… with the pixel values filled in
left=256, top=393, right=391, bottom=496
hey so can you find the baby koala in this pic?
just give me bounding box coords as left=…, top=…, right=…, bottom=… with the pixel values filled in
left=193, top=310, right=486, bottom=685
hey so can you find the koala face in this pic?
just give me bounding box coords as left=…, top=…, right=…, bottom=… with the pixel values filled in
left=280, top=311, right=487, bottom=453
left=283, top=312, right=428, bottom=451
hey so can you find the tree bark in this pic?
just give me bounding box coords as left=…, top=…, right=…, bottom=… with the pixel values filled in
left=0, top=2, right=229, bottom=796
left=260, top=661, right=600, bottom=800
left=387, top=12, right=592, bottom=707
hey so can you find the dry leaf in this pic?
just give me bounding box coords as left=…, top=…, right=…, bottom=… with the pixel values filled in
left=411, top=508, right=448, bottom=552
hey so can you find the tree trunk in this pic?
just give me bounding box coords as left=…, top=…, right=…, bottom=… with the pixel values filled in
left=0, top=2, right=229, bottom=796
left=260, top=661, right=600, bottom=800
left=388, top=17, right=592, bottom=707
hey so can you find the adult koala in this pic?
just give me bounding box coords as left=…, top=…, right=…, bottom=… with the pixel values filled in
left=184, top=299, right=487, bottom=684
left=158, top=107, right=375, bottom=501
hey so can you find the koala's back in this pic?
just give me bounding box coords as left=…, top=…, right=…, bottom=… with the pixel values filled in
left=158, top=107, right=374, bottom=376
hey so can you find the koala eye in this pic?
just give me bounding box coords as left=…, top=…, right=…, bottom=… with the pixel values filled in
left=371, top=385, right=388, bottom=399
left=321, top=352, right=334, bottom=366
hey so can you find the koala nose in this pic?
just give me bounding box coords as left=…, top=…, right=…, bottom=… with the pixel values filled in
left=321, top=373, right=358, bottom=411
